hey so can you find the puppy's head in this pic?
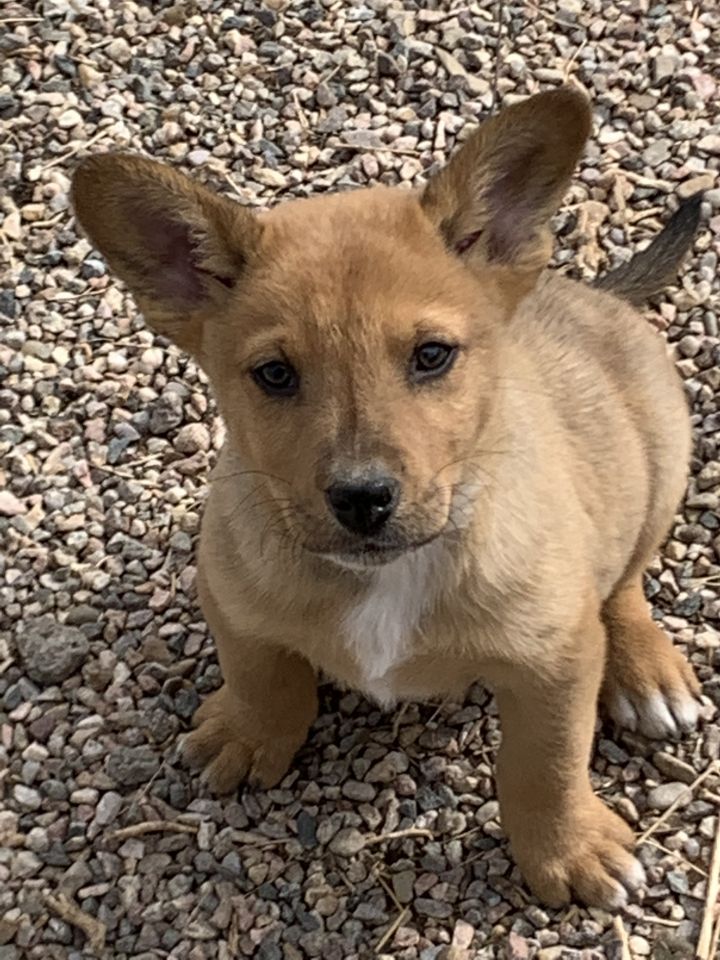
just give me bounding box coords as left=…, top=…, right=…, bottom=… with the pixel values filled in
left=72, top=89, right=590, bottom=569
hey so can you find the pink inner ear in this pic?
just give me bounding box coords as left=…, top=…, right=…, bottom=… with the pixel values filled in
left=455, top=229, right=483, bottom=255
left=134, top=205, right=208, bottom=305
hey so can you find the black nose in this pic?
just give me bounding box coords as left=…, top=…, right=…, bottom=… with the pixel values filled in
left=326, top=478, right=399, bottom=536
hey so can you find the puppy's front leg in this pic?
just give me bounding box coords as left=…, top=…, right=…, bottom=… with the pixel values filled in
left=494, top=606, right=644, bottom=909
left=182, top=569, right=318, bottom=794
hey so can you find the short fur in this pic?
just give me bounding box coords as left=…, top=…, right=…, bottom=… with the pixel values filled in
left=71, top=88, right=703, bottom=910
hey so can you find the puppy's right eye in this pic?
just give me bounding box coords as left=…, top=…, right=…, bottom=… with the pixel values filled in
left=252, top=360, right=299, bottom=397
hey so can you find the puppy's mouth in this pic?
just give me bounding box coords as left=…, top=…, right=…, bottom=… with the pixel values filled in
left=312, top=531, right=443, bottom=570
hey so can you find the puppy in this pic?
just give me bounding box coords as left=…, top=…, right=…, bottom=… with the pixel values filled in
left=71, top=88, right=704, bottom=909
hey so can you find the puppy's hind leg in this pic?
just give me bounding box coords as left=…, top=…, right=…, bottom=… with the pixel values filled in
left=601, top=577, right=701, bottom=739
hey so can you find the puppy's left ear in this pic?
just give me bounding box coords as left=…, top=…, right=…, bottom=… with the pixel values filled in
left=421, top=87, right=591, bottom=298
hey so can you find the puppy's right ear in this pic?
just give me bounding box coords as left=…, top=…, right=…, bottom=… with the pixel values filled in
left=71, top=154, right=261, bottom=352
left=421, top=87, right=591, bottom=304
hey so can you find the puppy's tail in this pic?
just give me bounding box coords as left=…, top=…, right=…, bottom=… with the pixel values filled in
left=593, top=192, right=703, bottom=305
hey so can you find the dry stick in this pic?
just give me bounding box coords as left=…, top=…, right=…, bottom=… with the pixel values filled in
left=228, top=903, right=240, bottom=955
left=332, top=141, right=422, bottom=157
left=696, top=809, right=720, bottom=960
left=613, top=915, right=632, bottom=960
left=562, top=37, right=588, bottom=82
left=644, top=838, right=708, bottom=878
left=618, top=168, right=672, bottom=191
left=391, top=702, right=409, bottom=740
left=709, top=913, right=720, bottom=960
left=425, top=696, right=450, bottom=728
left=42, top=128, right=109, bottom=171
left=375, top=906, right=410, bottom=954
left=292, top=88, right=310, bottom=132
left=218, top=169, right=248, bottom=201
left=109, top=819, right=199, bottom=840
left=491, top=0, right=504, bottom=114
left=637, top=760, right=719, bottom=844
left=642, top=914, right=681, bottom=928
left=26, top=213, right=64, bottom=230
left=365, top=827, right=434, bottom=846
left=45, top=893, right=106, bottom=955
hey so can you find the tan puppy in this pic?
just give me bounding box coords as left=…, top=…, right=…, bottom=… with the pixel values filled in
left=71, top=89, right=703, bottom=910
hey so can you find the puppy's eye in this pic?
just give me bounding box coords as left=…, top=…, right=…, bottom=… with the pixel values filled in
left=252, top=360, right=299, bottom=397
left=411, top=341, right=457, bottom=381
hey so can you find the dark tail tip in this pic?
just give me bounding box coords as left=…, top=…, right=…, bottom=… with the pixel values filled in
left=594, top=191, right=704, bottom=306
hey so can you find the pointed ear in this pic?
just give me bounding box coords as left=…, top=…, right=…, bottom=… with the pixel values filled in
left=421, top=87, right=591, bottom=298
left=71, top=154, right=261, bottom=349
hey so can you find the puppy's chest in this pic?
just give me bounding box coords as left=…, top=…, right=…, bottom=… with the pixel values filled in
left=337, top=549, right=458, bottom=705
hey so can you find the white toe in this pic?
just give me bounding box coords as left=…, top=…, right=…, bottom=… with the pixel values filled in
left=623, top=857, right=646, bottom=891
left=604, top=882, right=629, bottom=911
left=610, top=692, right=638, bottom=731
left=638, top=692, right=678, bottom=739
left=669, top=693, right=699, bottom=732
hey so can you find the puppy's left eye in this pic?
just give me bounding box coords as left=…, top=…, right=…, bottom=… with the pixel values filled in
left=411, top=341, right=457, bottom=380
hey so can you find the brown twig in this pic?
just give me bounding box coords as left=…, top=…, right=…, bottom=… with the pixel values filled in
left=637, top=761, right=719, bottom=844
left=365, top=827, right=434, bottom=846
left=375, top=906, right=410, bottom=953
left=697, top=809, right=720, bottom=960
left=218, top=169, right=248, bottom=201
left=491, top=0, right=504, bottom=113
left=332, top=141, right=422, bottom=157
left=25, top=213, right=64, bottom=230
left=616, top=168, right=672, bottom=191
left=109, top=819, right=198, bottom=840
left=642, top=914, right=681, bottom=928
left=42, top=129, right=109, bottom=171
left=391, top=702, right=409, bottom=740
left=644, top=838, right=708, bottom=878
left=292, top=89, right=310, bottom=132
left=562, top=37, right=588, bottom=82
left=45, top=893, right=106, bottom=955
left=613, top=915, right=632, bottom=960
left=709, top=914, right=720, bottom=960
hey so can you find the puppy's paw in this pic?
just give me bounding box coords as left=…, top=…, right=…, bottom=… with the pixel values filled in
left=180, top=687, right=305, bottom=793
left=603, top=620, right=701, bottom=739
left=511, top=796, right=644, bottom=910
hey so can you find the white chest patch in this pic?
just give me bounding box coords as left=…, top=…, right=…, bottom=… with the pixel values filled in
left=342, top=545, right=443, bottom=704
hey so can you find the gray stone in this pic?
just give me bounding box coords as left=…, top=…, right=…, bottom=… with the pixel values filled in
left=149, top=392, right=184, bottom=435
left=11, top=851, right=42, bottom=878
left=106, top=746, right=160, bottom=787
left=175, top=423, right=210, bottom=454
left=415, top=898, right=452, bottom=919
left=329, top=828, right=365, bottom=857
left=95, top=791, right=123, bottom=826
left=698, top=134, right=720, bottom=155
left=653, top=52, right=680, bottom=82
left=647, top=781, right=693, bottom=811
left=16, top=615, right=89, bottom=685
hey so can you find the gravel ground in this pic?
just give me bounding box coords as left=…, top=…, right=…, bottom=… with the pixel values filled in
left=1, top=1, right=719, bottom=958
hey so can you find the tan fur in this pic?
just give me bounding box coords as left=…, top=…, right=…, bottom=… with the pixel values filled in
left=71, top=88, right=701, bottom=909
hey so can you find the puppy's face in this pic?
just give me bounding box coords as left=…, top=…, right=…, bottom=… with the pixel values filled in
left=71, top=89, right=590, bottom=567
left=204, top=189, right=504, bottom=566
